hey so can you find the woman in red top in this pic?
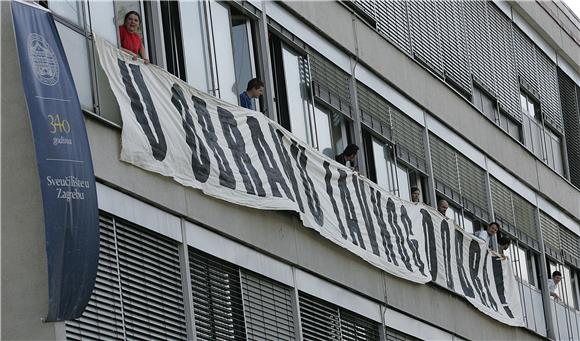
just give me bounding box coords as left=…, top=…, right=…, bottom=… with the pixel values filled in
left=119, top=11, right=149, bottom=64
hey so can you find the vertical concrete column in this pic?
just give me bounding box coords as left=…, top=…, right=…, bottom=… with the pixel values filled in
left=179, top=219, right=198, bottom=340
left=348, top=13, right=366, bottom=176
left=422, top=115, right=437, bottom=208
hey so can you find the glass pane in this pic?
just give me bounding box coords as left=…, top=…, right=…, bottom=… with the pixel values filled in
left=372, top=139, right=393, bottom=193
left=473, top=88, right=483, bottom=111
left=464, top=215, right=474, bottom=234
left=55, top=22, right=93, bottom=110
left=445, top=204, right=457, bottom=223
left=518, top=246, right=529, bottom=283
left=528, top=99, right=536, bottom=118
left=482, top=94, right=496, bottom=121
left=50, top=1, right=84, bottom=27
left=95, top=59, right=121, bottom=124
left=232, top=19, right=254, bottom=99
left=180, top=1, right=211, bottom=92
left=314, top=106, right=333, bottom=158
left=530, top=120, right=544, bottom=159
left=89, top=1, right=117, bottom=44
left=563, top=266, right=576, bottom=308
left=520, top=93, right=528, bottom=115
left=543, top=130, right=554, bottom=168
left=396, top=164, right=410, bottom=201
left=283, top=47, right=311, bottom=144
left=331, top=112, right=346, bottom=154
left=211, top=2, right=238, bottom=104
left=552, top=134, right=563, bottom=174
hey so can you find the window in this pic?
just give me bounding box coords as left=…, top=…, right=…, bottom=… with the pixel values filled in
left=508, top=244, right=538, bottom=287
left=498, top=110, right=522, bottom=142
left=543, top=128, right=564, bottom=174
left=160, top=1, right=185, bottom=80
left=208, top=1, right=237, bottom=103
left=366, top=135, right=398, bottom=195
left=562, top=265, right=579, bottom=310
left=520, top=91, right=544, bottom=159
left=313, top=104, right=351, bottom=158
left=473, top=86, right=497, bottom=122
left=231, top=12, right=259, bottom=104
left=180, top=1, right=212, bottom=92
left=270, top=35, right=313, bottom=144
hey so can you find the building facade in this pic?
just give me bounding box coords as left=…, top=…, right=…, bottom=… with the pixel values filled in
left=2, top=0, right=580, bottom=340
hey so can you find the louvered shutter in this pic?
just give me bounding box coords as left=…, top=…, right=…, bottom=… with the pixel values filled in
left=189, top=248, right=247, bottom=340
left=356, top=82, right=392, bottom=140
left=407, top=1, right=444, bottom=75
left=487, top=3, right=521, bottom=122
left=457, top=154, right=489, bottom=221
left=437, top=0, right=471, bottom=95
left=385, top=327, right=421, bottom=341
left=115, top=221, right=188, bottom=341
left=513, top=27, right=539, bottom=94
left=340, top=309, right=380, bottom=341
left=240, top=271, right=296, bottom=340
left=540, top=212, right=561, bottom=255
left=374, top=1, right=412, bottom=55
left=535, top=51, right=563, bottom=132
left=352, top=1, right=375, bottom=21
left=310, top=52, right=352, bottom=117
left=391, top=108, right=426, bottom=172
left=559, top=227, right=580, bottom=261
left=558, top=69, right=580, bottom=188
left=464, top=1, right=495, bottom=93
left=429, top=133, right=461, bottom=202
left=66, top=215, right=125, bottom=340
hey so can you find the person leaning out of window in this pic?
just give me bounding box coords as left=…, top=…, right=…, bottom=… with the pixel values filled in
left=240, top=78, right=264, bottom=111
left=335, top=144, right=359, bottom=171
left=119, top=11, right=149, bottom=64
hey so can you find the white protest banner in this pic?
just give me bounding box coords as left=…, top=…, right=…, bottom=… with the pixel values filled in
left=96, top=36, right=524, bottom=327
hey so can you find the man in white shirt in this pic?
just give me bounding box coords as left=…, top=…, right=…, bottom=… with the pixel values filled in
left=547, top=270, right=562, bottom=300
left=475, top=222, right=499, bottom=242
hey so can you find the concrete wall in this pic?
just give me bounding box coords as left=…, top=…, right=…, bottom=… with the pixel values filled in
left=281, top=1, right=580, bottom=221
left=1, top=2, right=57, bottom=339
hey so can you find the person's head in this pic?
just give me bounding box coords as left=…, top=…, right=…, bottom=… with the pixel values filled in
left=498, top=236, right=511, bottom=251
left=437, top=199, right=449, bottom=215
left=552, top=271, right=562, bottom=284
left=487, top=222, right=500, bottom=236
left=246, top=78, right=264, bottom=98
left=342, top=144, right=359, bottom=162
left=123, top=11, right=141, bottom=33
left=410, top=187, right=421, bottom=203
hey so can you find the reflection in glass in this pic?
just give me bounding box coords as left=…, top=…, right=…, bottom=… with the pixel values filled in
left=518, top=246, right=529, bottom=284
left=180, top=1, right=211, bottom=92
left=89, top=1, right=117, bottom=44
left=211, top=2, right=238, bottom=104
left=463, top=215, right=474, bottom=234
left=283, top=48, right=311, bottom=144
left=50, top=1, right=84, bottom=27
left=232, top=18, right=254, bottom=100
left=56, top=22, right=93, bottom=110
left=314, top=106, right=333, bottom=158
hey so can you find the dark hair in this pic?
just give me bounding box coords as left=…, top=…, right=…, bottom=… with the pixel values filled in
left=498, top=236, right=511, bottom=246
left=342, top=144, right=359, bottom=157
left=488, top=221, right=500, bottom=230
left=410, top=187, right=420, bottom=193
left=247, top=78, right=264, bottom=91
left=552, top=270, right=562, bottom=278
left=124, top=11, right=141, bottom=24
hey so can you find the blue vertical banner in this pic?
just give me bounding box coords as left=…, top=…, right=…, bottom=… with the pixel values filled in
left=11, top=1, right=99, bottom=321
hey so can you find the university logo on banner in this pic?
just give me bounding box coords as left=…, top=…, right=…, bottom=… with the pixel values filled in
left=95, top=36, right=524, bottom=327
left=11, top=1, right=99, bottom=321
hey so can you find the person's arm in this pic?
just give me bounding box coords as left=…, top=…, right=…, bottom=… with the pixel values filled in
left=550, top=291, right=560, bottom=300
left=138, top=44, right=149, bottom=64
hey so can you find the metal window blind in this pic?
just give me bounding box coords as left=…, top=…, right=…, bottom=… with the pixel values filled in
left=487, top=3, right=521, bottom=122
left=456, top=153, right=488, bottom=216
left=437, top=0, right=472, bottom=95
left=115, top=221, right=188, bottom=341
left=429, top=133, right=460, bottom=193
left=490, top=177, right=515, bottom=226
left=352, top=1, right=375, bottom=21
left=558, top=69, right=580, bottom=188
left=356, top=81, right=392, bottom=140
left=391, top=107, right=426, bottom=171
left=407, top=1, right=444, bottom=75
left=310, top=52, right=352, bottom=117
left=464, top=0, right=495, bottom=93
left=385, top=327, right=421, bottom=341
left=189, top=248, right=247, bottom=341
left=65, top=215, right=125, bottom=340
left=240, top=270, right=296, bottom=341
left=512, top=193, right=538, bottom=241
left=340, top=309, right=380, bottom=341
left=540, top=212, right=561, bottom=250
left=559, top=227, right=580, bottom=260
left=513, top=27, right=539, bottom=94
left=298, top=292, right=379, bottom=341
left=536, top=50, right=563, bottom=132
left=374, top=1, right=412, bottom=55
